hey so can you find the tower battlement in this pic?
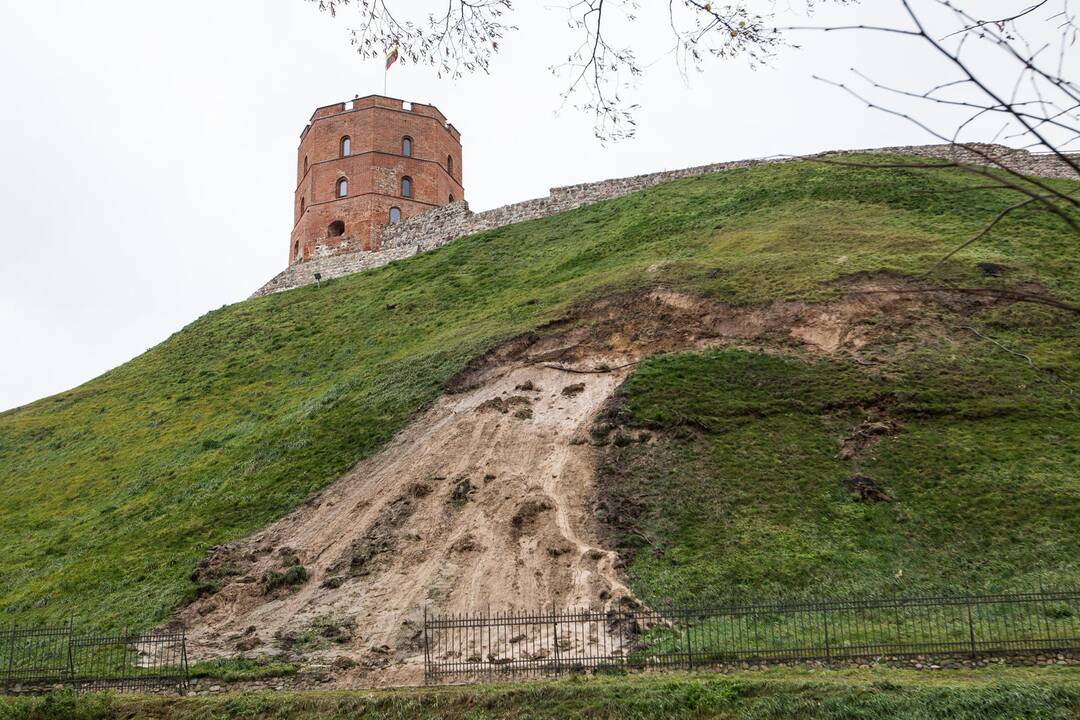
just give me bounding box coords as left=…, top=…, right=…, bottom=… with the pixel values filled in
left=289, top=95, right=464, bottom=264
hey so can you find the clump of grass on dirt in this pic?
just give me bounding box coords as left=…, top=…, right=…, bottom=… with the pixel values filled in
left=259, top=554, right=308, bottom=595
left=0, top=156, right=1075, bottom=632
left=187, top=657, right=298, bottom=683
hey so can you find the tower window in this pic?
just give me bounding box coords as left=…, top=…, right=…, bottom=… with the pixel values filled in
left=300, top=197, right=306, bottom=214
left=401, top=176, right=412, bottom=198
left=447, top=155, right=454, bottom=176
left=337, top=177, right=348, bottom=197
left=449, top=193, right=455, bottom=202
left=294, top=240, right=300, bottom=257
left=328, top=220, right=345, bottom=237
left=303, top=156, right=309, bottom=175
left=389, top=207, right=402, bottom=224
left=402, top=136, right=412, bottom=157
left=341, top=136, right=351, bottom=157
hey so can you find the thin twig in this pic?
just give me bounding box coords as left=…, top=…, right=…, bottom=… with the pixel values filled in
left=844, top=286, right=1080, bottom=313
left=541, top=361, right=641, bottom=374
left=922, top=195, right=1043, bottom=277
left=959, top=325, right=1035, bottom=366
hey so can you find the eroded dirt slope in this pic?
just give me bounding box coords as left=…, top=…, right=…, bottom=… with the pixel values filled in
left=180, top=280, right=981, bottom=686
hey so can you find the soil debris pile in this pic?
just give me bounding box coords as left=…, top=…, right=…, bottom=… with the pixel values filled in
left=180, top=279, right=978, bottom=686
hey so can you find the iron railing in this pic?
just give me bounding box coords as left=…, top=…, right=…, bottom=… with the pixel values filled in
left=0, top=622, right=189, bottom=694
left=423, top=589, right=1080, bottom=682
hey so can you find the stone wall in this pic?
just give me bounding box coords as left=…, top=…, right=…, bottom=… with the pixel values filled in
left=252, top=144, right=1079, bottom=298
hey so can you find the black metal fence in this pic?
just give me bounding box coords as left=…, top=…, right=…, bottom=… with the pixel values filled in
left=423, top=589, right=1080, bottom=682
left=1, top=622, right=189, bottom=694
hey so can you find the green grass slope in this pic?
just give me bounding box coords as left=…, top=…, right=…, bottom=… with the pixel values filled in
left=597, top=341, right=1079, bottom=603
left=0, top=157, right=1076, bottom=631
left=4, top=668, right=1080, bottom=720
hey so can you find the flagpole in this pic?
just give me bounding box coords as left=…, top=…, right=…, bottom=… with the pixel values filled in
left=384, top=46, right=398, bottom=97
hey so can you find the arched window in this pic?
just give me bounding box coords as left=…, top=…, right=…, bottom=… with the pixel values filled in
left=340, top=136, right=351, bottom=157
left=402, top=136, right=412, bottom=157
left=401, top=176, right=412, bottom=198
left=300, top=197, right=306, bottom=214
left=447, top=155, right=454, bottom=176
left=293, top=240, right=300, bottom=257
left=328, top=220, right=345, bottom=237
left=448, top=193, right=455, bottom=203
left=389, top=207, right=402, bottom=224
left=336, top=177, right=348, bottom=198
left=303, top=156, right=309, bottom=175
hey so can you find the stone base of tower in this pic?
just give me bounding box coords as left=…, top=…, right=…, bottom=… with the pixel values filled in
left=253, top=248, right=405, bottom=297
left=254, top=202, right=473, bottom=297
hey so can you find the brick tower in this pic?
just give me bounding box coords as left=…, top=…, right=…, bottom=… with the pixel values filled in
left=289, top=95, right=464, bottom=264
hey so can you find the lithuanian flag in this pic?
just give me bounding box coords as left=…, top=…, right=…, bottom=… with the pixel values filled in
left=385, top=46, right=399, bottom=70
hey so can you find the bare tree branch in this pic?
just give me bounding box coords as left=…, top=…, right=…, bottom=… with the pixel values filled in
left=310, top=0, right=854, bottom=140
left=793, top=0, right=1080, bottom=274
left=941, top=0, right=1052, bottom=39
left=310, top=0, right=515, bottom=81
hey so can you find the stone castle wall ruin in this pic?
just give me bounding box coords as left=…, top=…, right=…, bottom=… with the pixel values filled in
left=252, top=144, right=1078, bottom=297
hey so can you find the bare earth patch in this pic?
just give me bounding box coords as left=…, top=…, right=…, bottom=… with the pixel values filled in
left=178, top=279, right=991, bottom=686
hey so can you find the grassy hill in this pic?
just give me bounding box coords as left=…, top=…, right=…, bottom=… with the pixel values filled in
left=0, top=156, right=1076, bottom=632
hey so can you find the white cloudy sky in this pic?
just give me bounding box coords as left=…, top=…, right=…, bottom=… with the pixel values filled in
left=0, top=1, right=1050, bottom=411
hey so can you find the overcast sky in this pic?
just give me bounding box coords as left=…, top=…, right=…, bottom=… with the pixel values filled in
left=0, top=1, right=1042, bottom=411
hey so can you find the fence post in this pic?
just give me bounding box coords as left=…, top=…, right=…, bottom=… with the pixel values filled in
left=822, top=603, right=831, bottom=664
left=1037, top=583, right=1055, bottom=647
left=422, top=608, right=430, bottom=685
left=893, top=593, right=904, bottom=655
left=551, top=609, right=561, bottom=677
left=66, top=619, right=75, bottom=690
left=966, top=596, right=977, bottom=660
left=4, top=623, right=15, bottom=694
left=180, top=631, right=190, bottom=695
left=684, top=608, right=694, bottom=671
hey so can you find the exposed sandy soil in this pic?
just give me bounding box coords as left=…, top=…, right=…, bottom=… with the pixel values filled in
left=179, top=279, right=988, bottom=686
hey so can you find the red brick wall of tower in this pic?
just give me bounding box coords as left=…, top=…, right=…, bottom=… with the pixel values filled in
left=289, top=96, right=464, bottom=264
